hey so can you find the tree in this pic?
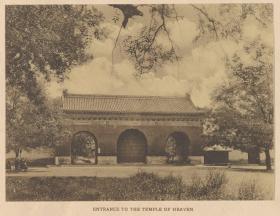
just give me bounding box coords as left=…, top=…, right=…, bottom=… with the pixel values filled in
left=122, top=5, right=181, bottom=75
left=6, top=5, right=106, bottom=157
left=6, top=85, right=65, bottom=158
left=111, top=4, right=273, bottom=75
left=187, top=4, right=274, bottom=170
left=6, top=5, right=105, bottom=101
left=110, top=4, right=143, bottom=28
left=210, top=40, right=273, bottom=170
left=191, top=4, right=272, bottom=42
left=109, top=4, right=143, bottom=72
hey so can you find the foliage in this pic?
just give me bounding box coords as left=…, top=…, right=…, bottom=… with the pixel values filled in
left=110, top=4, right=143, bottom=28
left=6, top=172, right=186, bottom=201
left=186, top=170, right=228, bottom=200
left=118, top=4, right=273, bottom=75
left=6, top=176, right=101, bottom=201
left=6, top=5, right=105, bottom=156
left=238, top=179, right=264, bottom=200
left=122, top=5, right=180, bottom=75
left=215, top=40, right=273, bottom=125
left=101, top=171, right=186, bottom=200
left=6, top=5, right=105, bottom=102
left=6, top=171, right=267, bottom=201
left=209, top=39, right=273, bottom=169
left=192, top=4, right=273, bottom=42
left=6, top=85, right=65, bottom=156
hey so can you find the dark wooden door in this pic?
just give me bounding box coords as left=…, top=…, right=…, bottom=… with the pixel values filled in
left=117, top=130, right=147, bottom=163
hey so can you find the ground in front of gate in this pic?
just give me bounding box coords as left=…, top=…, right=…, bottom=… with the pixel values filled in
left=6, top=165, right=274, bottom=201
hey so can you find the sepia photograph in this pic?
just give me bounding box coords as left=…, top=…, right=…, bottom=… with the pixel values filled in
left=4, top=2, right=275, bottom=203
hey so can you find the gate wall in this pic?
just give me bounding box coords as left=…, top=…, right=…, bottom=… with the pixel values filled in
left=59, top=122, right=203, bottom=155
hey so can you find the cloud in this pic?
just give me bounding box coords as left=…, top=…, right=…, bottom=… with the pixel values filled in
left=46, top=12, right=272, bottom=108
left=87, top=21, right=144, bottom=59
left=168, top=18, right=198, bottom=50
left=47, top=58, right=189, bottom=97
left=46, top=40, right=233, bottom=107
left=160, top=40, right=238, bottom=106
left=47, top=40, right=231, bottom=108
left=242, top=16, right=273, bottom=47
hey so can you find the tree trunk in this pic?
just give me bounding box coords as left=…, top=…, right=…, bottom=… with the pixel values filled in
left=264, top=145, right=272, bottom=171
left=14, top=147, right=22, bottom=171
left=15, top=148, right=22, bottom=159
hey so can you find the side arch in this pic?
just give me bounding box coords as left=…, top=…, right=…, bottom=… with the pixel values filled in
left=71, top=131, right=98, bottom=164
left=165, top=131, right=190, bottom=163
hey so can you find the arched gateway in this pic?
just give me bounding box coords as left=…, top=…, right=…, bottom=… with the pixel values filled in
left=57, top=93, right=205, bottom=165
left=166, top=132, right=190, bottom=163
left=71, top=131, right=98, bottom=164
left=117, top=129, right=147, bottom=163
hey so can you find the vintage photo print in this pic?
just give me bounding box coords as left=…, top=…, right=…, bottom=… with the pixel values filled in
left=1, top=0, right=279, bottom=215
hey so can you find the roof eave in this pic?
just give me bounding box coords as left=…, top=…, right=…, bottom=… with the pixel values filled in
left=62, top=109, right=206, bottom=116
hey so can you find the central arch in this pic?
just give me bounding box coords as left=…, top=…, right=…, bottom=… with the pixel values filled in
left=117, top=129, right=147, bottom=163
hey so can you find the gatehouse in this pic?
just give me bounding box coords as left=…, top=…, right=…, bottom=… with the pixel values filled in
left=55, top=93, right=206, bottom=165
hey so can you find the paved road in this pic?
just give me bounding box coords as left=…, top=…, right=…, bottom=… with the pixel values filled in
left=6, top=164, right=272, bottom=178
left=11, top=165, right=192, bottom=177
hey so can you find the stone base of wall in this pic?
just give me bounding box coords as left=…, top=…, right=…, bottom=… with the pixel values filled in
left=98, top=156, right=117, bottom=165
left=189, top=156, right=204, bottom=165
left=146, top=156, right=204, bottom=165
left=147, top=156, right=167, bottom=164
left=55, top=156, right=71, bottom=165
left=54, top=155, right=204, bottom=165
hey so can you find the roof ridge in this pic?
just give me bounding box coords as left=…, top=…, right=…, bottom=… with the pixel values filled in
left=64, top=93, right=189, bottom=100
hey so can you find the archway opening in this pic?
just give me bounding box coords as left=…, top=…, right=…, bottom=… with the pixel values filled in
left=117, top=129, right=147, bottom=163
left=165, top=132, right=190, bottom=163
left=71, top=131, right=97, bottom=164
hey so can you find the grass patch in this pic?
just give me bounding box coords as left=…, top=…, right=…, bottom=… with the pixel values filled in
left=6, top=171, right=266, bottom=201
left=186, top=170, right=228, bottom=200
left=238, top=179, right=264, bottom=200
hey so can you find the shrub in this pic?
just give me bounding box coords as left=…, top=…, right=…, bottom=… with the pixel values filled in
left=186, top=170, right=228, bottom=200
left=6, top=171, right=268, bottom=201
left=99, top=171, right=187, bottom=200
left=238, top=179, right=264, bottom=200
left=6, top=177, right=101, bottom=201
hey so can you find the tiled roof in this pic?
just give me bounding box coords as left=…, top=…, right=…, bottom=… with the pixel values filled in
left=62, top=93, right=203, bottom=114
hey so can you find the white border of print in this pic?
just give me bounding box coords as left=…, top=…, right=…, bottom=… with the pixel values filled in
left=0, top=1, right=279, bottom=216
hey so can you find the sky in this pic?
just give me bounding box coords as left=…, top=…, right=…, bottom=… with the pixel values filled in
left=46, top=4, right=273, bottom=107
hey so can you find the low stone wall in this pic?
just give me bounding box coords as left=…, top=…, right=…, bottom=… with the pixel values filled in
left=146, top=156, right=167, bottom=164
left=189, top=156, right=204, bottom=165
left=98, top=156, right=117, bottom=165
left=55, top=156, right=71, bottom=165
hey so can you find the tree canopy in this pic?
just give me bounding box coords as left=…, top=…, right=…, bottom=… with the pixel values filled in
left=112, top=4, right=273, bottom=75
left=6, top=5, right=105, bottom=103
left=6, top=5, right=105, bottom=155
left=204, top=38, right=273, bottom=169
